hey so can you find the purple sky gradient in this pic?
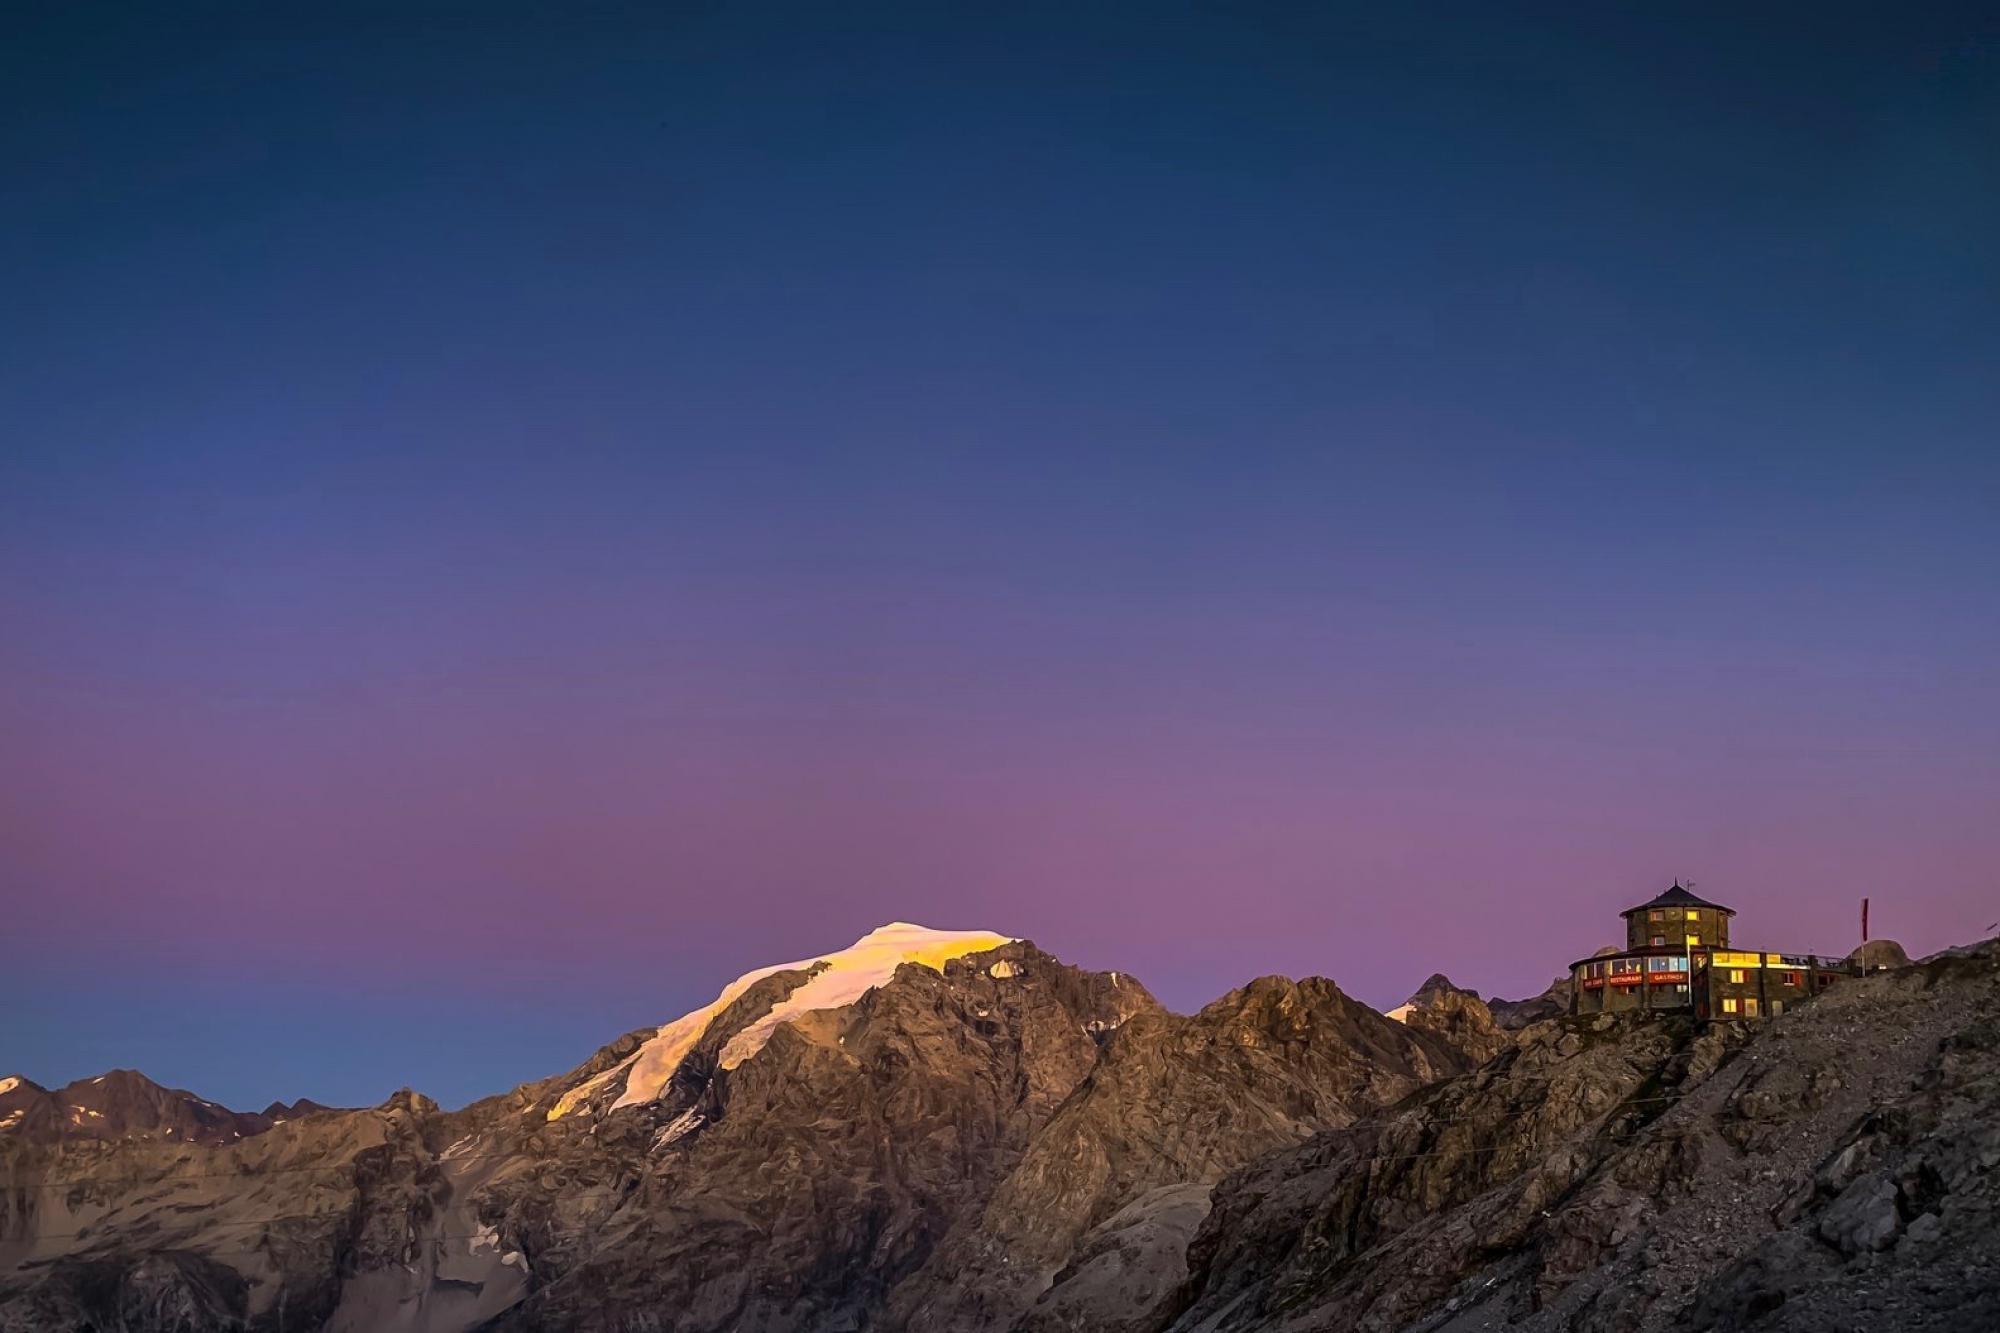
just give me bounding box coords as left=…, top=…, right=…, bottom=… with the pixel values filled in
left=4, top=2, right=1997, bottom=1109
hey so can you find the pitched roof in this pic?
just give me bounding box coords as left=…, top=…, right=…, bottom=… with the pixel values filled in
left=1624, top=883, right=1733, bottom=916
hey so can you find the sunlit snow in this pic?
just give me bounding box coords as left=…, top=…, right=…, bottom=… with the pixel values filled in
left=577, top=923, right=1013, bottom=1116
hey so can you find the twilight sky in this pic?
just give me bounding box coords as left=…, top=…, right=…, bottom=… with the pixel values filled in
left=4, top=2, right=1997, bottom=1110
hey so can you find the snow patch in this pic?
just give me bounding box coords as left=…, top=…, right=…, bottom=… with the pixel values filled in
left=653, top=1107, right=704, bottom=1150
left=0, top=1111, right=21, bottom=1130
left=546, top=1062, right=630, bottom=1122
left=605, top=923, right=1014, bottom=1112
left=1384, top=1003, right=1416, bottom=1024
left=0, top=1077, right=22, bottom=1096
left=988, top=960, right=1020, bottom=979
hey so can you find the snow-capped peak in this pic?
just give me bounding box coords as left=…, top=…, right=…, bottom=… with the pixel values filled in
left=555, top=924, right=1015, bottom=1119
left=0, top=1076, right=23, bottom=1097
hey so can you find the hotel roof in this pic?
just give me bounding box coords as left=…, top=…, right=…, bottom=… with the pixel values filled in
left=1624, top=883, right=1734, bottom=917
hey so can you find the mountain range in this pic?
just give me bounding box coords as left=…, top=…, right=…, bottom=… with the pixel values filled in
left=3, top=922, right=1995, bottom=1332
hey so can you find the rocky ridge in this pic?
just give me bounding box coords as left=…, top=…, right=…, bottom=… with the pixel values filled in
left=5, top=929, right=1996, bottom=1332
left=0, top=1070, right=277, bottom=1147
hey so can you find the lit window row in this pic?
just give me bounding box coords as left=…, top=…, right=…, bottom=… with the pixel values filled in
left=1586, top=956, right=1691, bottom=979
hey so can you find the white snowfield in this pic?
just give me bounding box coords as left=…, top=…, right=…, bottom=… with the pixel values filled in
left=551, top=923, right=1015, bottom=1120
left=0, top=1077, right=21, bottom=1097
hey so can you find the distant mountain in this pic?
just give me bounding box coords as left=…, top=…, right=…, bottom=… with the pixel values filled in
left=1488, top=972, right=1573, bottom=1028
left=1382, top=972, right=1511, bottom=1065
left=4, top=925, right=1996, bottom=1332
left=0, top=1069, right=274, bottom=1147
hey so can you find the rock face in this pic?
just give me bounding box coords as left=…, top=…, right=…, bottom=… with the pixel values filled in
left=893, top=975, right=1478, bottom=1332
left=6, top=928, right=1997, bottom=1333
left=1159, top=938, right=2000, bottom=1332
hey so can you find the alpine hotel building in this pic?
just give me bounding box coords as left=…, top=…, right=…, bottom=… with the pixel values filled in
left=1569, top=883, right=1850, bottom=1020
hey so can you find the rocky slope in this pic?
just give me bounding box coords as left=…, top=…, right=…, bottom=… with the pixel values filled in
left=1158, top=937, right=2000, bottom=1332
left=893, top=975, right=1479, bottom=1333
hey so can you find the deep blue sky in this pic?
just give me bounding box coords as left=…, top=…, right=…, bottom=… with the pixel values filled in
left=4, top=2, right=1997, bottom=1110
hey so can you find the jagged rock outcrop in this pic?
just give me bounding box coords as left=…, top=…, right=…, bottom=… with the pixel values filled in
left=1158, top=939, right=2000, bottom=1332
left=1384, top=974, right=1512, bottom=1066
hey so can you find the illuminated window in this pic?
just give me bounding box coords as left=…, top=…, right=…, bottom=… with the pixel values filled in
left=1729, top=969, right=1746, bottom=984
left=1650, top=910, right=1664, bottom=922
left=1722, top=998, right=1739, bottom=1015
left=1687, top=935, right=1701, bottom=946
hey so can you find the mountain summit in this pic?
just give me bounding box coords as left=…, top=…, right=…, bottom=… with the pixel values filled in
left=548, top=921, right=1018, bottom=1121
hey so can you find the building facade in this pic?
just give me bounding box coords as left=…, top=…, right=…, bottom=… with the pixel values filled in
left=1570, top=884, right=1850, bottom=1021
